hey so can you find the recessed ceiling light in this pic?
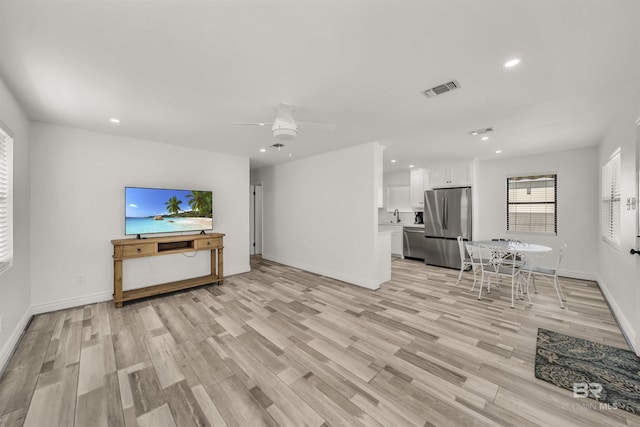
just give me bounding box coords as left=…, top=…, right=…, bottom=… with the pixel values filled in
left=504, top=58, right=521, bottom=68
left=495, top=150, right=502, bottom=154
left=481, top=136, right=489, bottom=141
left=110, top=118, right=120, bottom=124
left=409, top=165, right=414, bottom=168
left=259, top=148, right=266, bottom=152
left=391, top=159, right=397, bottom=163
left=258, top=123, right=265, bottom=126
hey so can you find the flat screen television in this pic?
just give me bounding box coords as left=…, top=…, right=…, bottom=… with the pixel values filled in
left=125, top=187, right=213, bottom=236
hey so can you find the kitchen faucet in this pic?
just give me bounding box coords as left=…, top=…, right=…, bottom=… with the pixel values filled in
left=394, top=209, right=400, bottom=223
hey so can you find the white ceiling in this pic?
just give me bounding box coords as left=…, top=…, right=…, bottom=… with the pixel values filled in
left=1, top=0, right=639, bottom=172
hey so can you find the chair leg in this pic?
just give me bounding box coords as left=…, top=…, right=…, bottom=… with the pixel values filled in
left=556, top=276, right=567, bottom=301
left=521, top=273, right=532, bottom=306
left=553, top=276, right=566, bottom=309
left=469, top=267, right=478, bottom=292
left=477, top=271, right=485, bottom=300
left=456, top=266, right=464, bottom=286
left=524, top=271, right=532, bottom=306
left=510, top=276, right=515, bottom=308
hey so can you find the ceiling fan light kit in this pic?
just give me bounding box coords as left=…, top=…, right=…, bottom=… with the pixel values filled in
left=233, top=102, right=334, bottom=142
left=272, top=127, right=298, bottom=141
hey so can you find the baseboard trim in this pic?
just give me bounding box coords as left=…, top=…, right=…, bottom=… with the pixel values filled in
left=596, top=274, right=638, bottom=355
left=225, top=264, right=251, bottom=276
left=31, top=264, right=250, bottom=316
left=31, top=291, right=113, bottom=315
left=558, top=269, right=597, bottom=281
left=0, top=306, right=32, bottom=375
left=262, top=254, right=380, bottom=290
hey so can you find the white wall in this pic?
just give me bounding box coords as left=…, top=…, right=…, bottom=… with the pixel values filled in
left=30, top=123, right=250, bottom=312
left=253, top=142, right=388, bottom=289
left=0, top=77, right=32, bottom=372
left=473, top=147, right=599, bottom=279
left=597, top=87, right=640, bottom=355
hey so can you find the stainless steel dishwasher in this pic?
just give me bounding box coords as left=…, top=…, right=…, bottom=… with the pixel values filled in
left=403, top=227, right=426, bottom=260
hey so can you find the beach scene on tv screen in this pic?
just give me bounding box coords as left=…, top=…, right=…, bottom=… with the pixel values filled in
left=125, top=188, right=213, bottom=235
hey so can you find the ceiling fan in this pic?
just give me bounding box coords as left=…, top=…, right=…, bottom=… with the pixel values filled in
left=233, top=102, right=335, bottom=141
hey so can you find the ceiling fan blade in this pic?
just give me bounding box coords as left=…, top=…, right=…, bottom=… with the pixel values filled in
left=232, top=122, right=273, bottom=126
left=297, top=121, right=336, bottom=131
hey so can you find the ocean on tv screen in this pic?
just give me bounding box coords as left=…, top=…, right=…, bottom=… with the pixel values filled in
left=125, top=187, right=213, bottom=235
left=125, top=216, right=213, bottom=235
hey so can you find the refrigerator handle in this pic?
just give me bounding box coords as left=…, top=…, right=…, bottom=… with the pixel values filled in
left=442, top=197, right=447, bottom=230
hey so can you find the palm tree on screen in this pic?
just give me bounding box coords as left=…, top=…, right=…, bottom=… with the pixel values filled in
left=165, top=196, right=182, bottom=216
left=187, top=191, right=212, bottom=217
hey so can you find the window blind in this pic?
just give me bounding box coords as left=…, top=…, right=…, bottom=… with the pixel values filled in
left=0, top=127, right=12, bottom=275
left=506, top=174, right=557, bottom=234
left=602, top=149, right=621, bottom=248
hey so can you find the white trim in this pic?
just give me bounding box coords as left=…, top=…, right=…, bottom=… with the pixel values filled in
left=224, top=264, right=251, bottom=277
left=31, top=265, right=249, bottom=315
left=0, top=306, right=32, bottom=375
left=262, top=253, right=381, bottom=290
left=596, top=274, right=638, bottom=356
left=31, top=291, right=113, bottom=315
left=557, top=269, right=597, bottom=281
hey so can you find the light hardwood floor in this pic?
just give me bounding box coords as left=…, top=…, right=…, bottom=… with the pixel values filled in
left=1, top=256, right=638, bottom=427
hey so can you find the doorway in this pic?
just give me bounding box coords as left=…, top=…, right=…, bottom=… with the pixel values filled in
left=250, top=184, right=263, bottom=255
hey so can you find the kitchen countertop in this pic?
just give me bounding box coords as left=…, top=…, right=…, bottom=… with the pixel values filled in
left=378, top=222, right=424, bottom=228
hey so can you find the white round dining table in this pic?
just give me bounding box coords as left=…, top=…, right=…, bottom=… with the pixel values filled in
left=467, top=240, right=552, bottom=253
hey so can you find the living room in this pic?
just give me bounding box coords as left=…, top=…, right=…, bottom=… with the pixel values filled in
left=1, top=1, right=640, bottom=425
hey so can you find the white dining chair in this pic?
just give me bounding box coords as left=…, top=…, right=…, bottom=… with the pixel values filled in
left=522, top=244, right=568, bottom=309
left=490, top=245, right=526, bottom=308
left=456, top=236, right=473, bottom=286
left=466, top=244, right=495, bottom=299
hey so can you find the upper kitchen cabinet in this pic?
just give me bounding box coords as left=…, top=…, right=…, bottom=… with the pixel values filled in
left=410, top=168, right=429, bottom=209
left=387, top=185, right=411, bottom=212
left=429, top=163, right=472, bottom=188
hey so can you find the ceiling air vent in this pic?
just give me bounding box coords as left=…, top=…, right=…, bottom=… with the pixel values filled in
left=424, top=80, right=460, bottom=98
left=469, top=127, right=494, bottom=136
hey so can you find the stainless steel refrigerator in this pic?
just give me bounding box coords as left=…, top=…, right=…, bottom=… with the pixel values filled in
left=423, top=187, right=472, bottom=269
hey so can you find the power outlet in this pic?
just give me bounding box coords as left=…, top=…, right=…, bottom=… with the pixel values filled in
left=76, top=274, right=86, bottom=286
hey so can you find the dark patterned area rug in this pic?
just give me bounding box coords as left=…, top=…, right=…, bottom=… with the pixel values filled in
left=535, top=328, right=640, bottom=415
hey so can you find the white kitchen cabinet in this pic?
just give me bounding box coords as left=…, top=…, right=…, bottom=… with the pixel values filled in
left=429, top=163, right=472, bottom=188
left=386, top=185, right=411, bottom=212
left=410, top=168, right=429, bottom=209
left=379, top=224, right=403, bottom=256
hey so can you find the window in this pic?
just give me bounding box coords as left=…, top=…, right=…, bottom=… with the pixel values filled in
left=602, top=148, right=621, bottom=248
left=0, top=125, right=13, bottom=275
left=506, top=174, right=557, bottom=234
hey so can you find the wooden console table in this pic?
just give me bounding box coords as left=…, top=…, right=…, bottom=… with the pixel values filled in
left=111, top=233, right=224, bottom=307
